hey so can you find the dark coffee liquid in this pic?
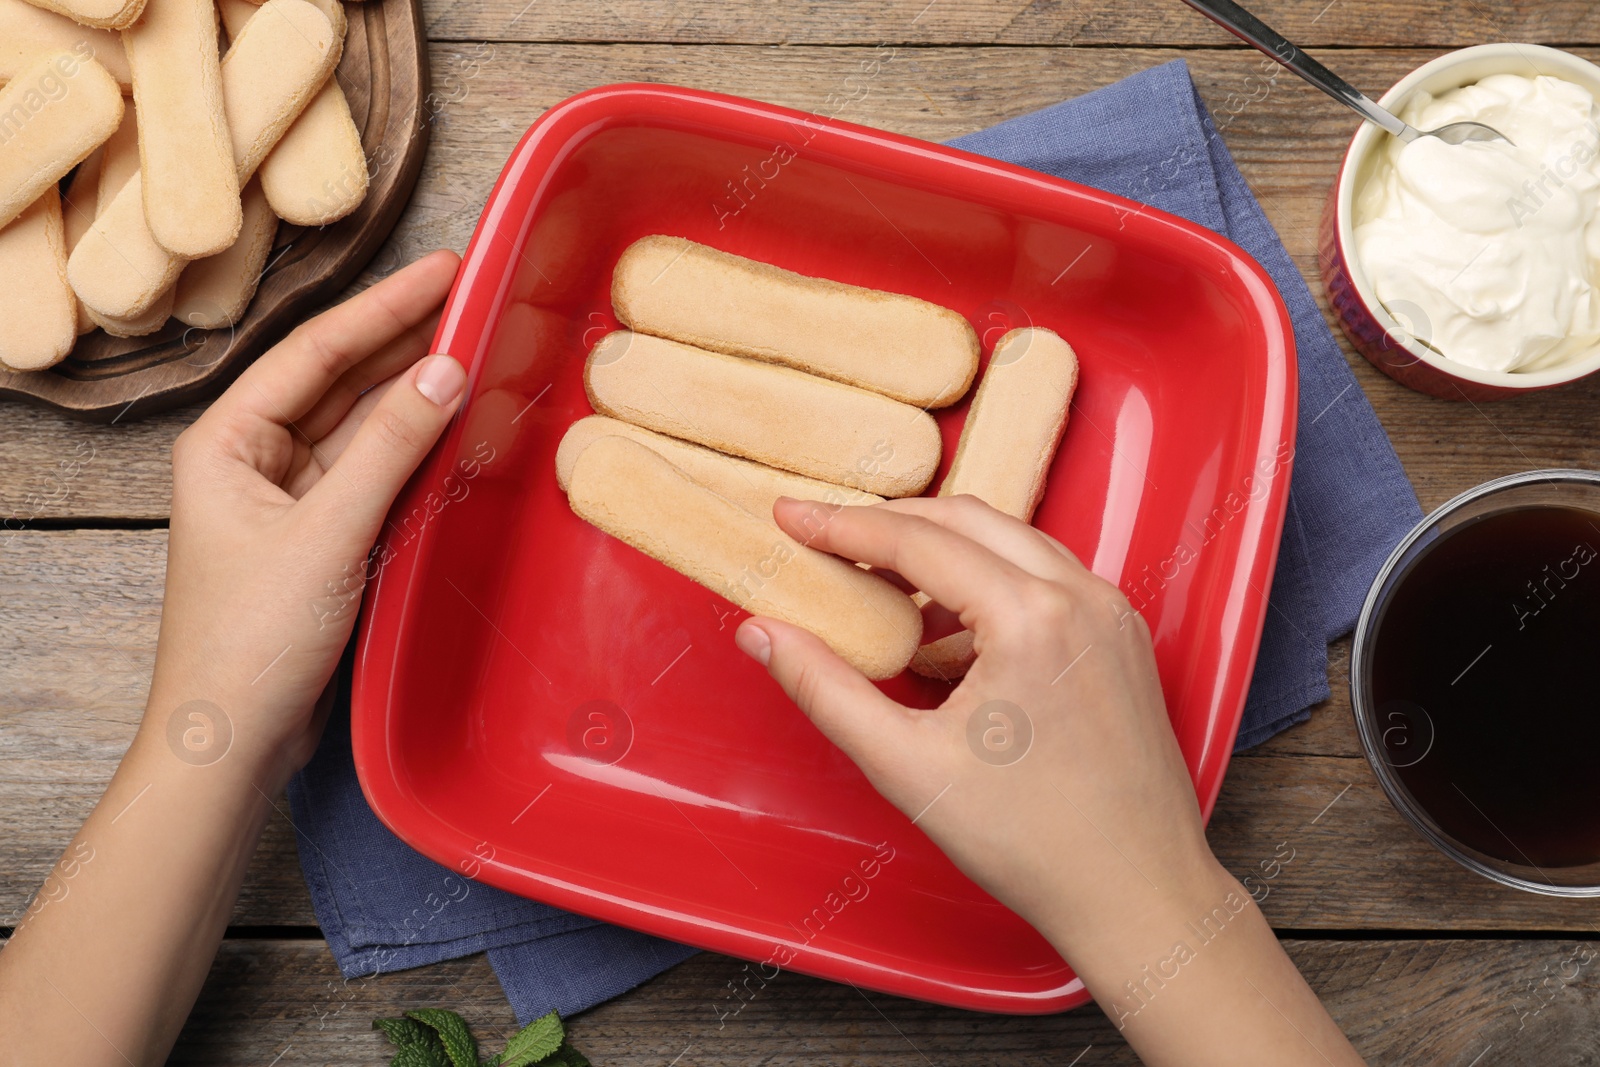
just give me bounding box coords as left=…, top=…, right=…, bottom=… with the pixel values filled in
left=1370, top=504, right=1600, bottom=869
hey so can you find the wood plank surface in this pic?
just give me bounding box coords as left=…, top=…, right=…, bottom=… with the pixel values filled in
left=5, top=44, right=1599, bottom=522
left=6, top=531, right=1600, bottom=933
left=6, top=8, right=1600, bottom=1055
left=0, top=530, right=315, bottom=925
left=414, top=0, right=1600, bottom=48
left=0, top=0, right=431, bottom=421
left=110, top=939, right=1600, bottom=1064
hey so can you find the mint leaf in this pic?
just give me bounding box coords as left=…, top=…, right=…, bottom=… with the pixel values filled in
left=374, top=1016, right=430, bottom=1048
left=373, top=1017, right=451, bottom=1067
left=392, top=1044, right=454, bottom=1067
left=377, top=1005, right=590, bottom=1067
left=542, top=1040, right=592, bottom=1067
left=497, top=1010, right=565, bottom=1067
left=406, top=1008, right=480, bottom=1067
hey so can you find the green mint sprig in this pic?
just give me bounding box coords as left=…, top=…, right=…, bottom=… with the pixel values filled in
left=373, top=1007, right=591, bottom=1067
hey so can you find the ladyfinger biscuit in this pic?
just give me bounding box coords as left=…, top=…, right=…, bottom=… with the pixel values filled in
left=584, top=331, right=941, bottom=497
left=69, top=170, right=178, bottom=317
left=123, top=0, right=241, bottom=257
left=910, top=627, right=975, bottom=680
left=220, top=0, right=341, bottom=180
left=0, top=189, right=75, bottom=370
left=555, top=415, right=883, bottom=517
left=16, top=0, right=147, bottom=31
left=259, top=75, right=367, bottom=226
left=1, top=0, right=132, bottom=87
left=568, top=435, right=923, bottom=679
left=88, top=279, right=171, bottom=336
left=612, top=235, right=980, bottom=408
left=68, top=0, right=337, bottom=319
left=61, top=146, right=100, bottom=334
left=174, top=177, right=276, bottom=329
left=243, top=0, right=362, bottom=228
left=217, top=0, right=341, bottom=42
left=940, top=327, right=1078, bottom=519
left=0, top=50, right=123, bottom=230
left=243, top=0, right=364, bottom=226
left=95, top=100, right=137, bottom=211
left=61, top=147, right=100, bottom=246
left=216, top=0, right=260, bottom=36
left=912, top=327, right=1079, bottom=680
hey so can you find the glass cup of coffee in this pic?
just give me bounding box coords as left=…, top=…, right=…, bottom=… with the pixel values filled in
left=1351, top=469, right=1600, bottom=896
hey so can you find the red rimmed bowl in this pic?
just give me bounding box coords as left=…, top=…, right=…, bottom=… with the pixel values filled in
left=1320, top=44, right=1600, bottom=401
left=352, top=83, right=1297, bottom=1014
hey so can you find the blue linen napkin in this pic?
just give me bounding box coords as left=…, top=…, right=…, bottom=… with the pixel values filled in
left=951, top=59, right=1421, bottom=746
left=287, top=58, right=1422, bottom=1023
left=286, top=658, right=699, bottom=1023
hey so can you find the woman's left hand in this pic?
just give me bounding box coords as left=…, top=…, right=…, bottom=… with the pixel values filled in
left=150, top=249, right=466, bottom=785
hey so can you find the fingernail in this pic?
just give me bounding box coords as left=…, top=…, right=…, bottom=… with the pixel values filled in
left=416, top=355, right=466, bottom=406
left=735, top=622, right=772, bottom=666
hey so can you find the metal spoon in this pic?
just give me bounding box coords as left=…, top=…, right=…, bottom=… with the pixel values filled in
left=1178, top=0, right=1511, bottom=145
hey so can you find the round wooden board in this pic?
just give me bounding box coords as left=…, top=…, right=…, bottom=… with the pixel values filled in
left=0, top=0, right=430, bottom=423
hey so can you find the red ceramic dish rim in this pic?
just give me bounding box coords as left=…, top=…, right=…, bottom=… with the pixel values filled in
left=352, top=83, right=1298, bottom=1013
left=1329, top=43, right=1600, bottom=392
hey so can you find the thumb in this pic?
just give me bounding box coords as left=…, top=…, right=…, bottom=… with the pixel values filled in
left=304, top=353, right=466, bottom=539
left=735, top=616, right=924, bottom=790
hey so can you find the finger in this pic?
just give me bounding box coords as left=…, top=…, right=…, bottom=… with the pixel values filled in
left=277, top=375, right=392, bottom=500
left=222, top=250, right=460, bottom=427
left=867, top=566, right=918, bottom=595
left=300, top=354, right=467, bottom=541
left=735, top=617, right=930, bottom=792
left=875, top=495, right=1085, bottom=581
left=296, top=312, right=442, bottom=443
left=305, top=376, right=389, bottom=472
left=772, top=497, right=1031, bottom=628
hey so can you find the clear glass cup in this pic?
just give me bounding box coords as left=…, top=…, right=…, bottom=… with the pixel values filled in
left=1351, top=469, right=1600, bottom=896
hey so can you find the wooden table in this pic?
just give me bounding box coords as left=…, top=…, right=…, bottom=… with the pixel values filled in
left=6, top=2, right=1600, bottom=1062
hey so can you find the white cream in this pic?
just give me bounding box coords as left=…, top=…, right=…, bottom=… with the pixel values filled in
left=1354, top=73, right=1600, bottom=373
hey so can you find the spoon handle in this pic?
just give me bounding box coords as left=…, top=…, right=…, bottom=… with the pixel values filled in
left=1177, top=0, right=1411, bottom=138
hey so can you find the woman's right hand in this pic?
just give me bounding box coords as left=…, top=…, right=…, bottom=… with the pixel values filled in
left=735, top=496, right=1366, bottom=1067
left=732, top=494, right=1225, bottom=950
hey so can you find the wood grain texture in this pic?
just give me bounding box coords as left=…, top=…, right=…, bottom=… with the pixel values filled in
left=65, top=939, right=1595, bottom=1065
left=0, top=0, right=431, bottom=421
left=575, top=940, right=1600, bottom=1066
left=0, top=404, right=187, bottom=523
left=5, top=13, right=1600, bottom=1046
left=4, top=530, right=1599, bottom=933
left=415, top=0, right=1600, bottom=48
left=0, top=530, right=314, bottom=925
left=7, top=45, right=1600, bottom=518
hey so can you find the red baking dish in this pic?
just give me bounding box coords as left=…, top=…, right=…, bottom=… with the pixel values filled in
left=353, top=84, right=1297, bottom=1014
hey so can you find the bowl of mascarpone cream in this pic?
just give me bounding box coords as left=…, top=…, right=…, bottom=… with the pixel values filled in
left=1321, top=44, right=1600, bottom=399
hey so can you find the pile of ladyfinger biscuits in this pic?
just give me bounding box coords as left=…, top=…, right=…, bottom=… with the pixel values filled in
left=0, top=0, right=369, bottom=372
left=556, top=236, right=1081, bottom=681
